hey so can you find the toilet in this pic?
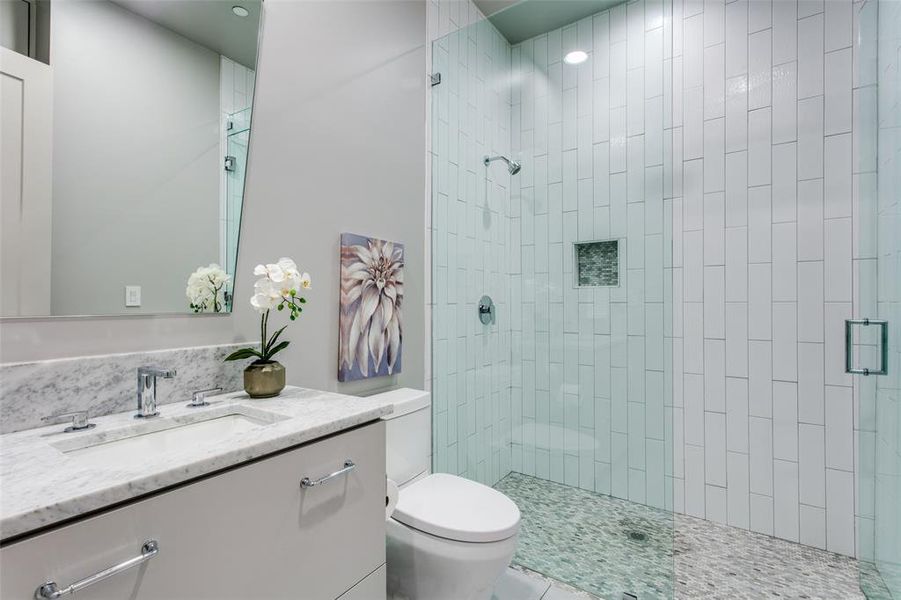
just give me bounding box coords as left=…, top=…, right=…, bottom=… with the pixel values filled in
left=377, top=388, right=521, bottom=600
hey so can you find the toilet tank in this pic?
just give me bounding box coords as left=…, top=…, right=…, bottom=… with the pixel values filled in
left=373, top=388, right=431, bottom=486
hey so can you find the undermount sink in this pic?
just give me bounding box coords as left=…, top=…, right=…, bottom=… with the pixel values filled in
left=51, top=405, right=288, bottom=466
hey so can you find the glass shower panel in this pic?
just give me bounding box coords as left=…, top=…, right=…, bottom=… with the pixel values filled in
left=224, top=107, right=251, bottom=309
left=858, top=0, right=901, bottom=596
left=430, top=18, right=514, bottom=486
left=430, top=3, right=673, bottom=597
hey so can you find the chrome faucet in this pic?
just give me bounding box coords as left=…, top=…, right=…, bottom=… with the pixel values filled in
left=135, top=366, right=176, bottom=419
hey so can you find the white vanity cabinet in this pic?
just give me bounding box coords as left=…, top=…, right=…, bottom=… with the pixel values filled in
left=0, top=421, right=386, bottom=600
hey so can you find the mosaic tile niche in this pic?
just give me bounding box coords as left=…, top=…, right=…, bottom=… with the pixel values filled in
left=575, top=240, right=620, bottom=287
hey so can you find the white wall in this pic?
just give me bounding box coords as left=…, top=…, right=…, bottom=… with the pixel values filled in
left=49, top=0, right=221, bottom=315
left=1, top=0, right=428, bottom=398
left=221, top=0, right=428, bottom=395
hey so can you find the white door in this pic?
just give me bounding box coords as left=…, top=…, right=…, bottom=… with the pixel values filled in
left=0, top=46, right=52, bottom=316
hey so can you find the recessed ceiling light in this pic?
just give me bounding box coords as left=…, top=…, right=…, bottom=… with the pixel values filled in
left=563, top=50, right=588, bottom=65
left=232, top=5, right=249, bottom=17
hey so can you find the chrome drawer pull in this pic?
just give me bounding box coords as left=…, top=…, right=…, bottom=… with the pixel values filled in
left=34, top=540, right=159, bottom=599
left=300, top=459, right=356, bottom=489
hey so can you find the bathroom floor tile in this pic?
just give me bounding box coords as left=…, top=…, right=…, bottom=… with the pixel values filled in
left=493, top=567, right=551, bottom=600
left=542, top=585, right=599, bottom=600
left=508, top=566, right=600, bottom=600
left=496, top=472, right=675, bottom=599
left=495, top=472, right=877, bottom=599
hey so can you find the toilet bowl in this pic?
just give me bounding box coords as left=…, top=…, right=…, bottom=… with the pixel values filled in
left=373, top=388, right=521, bottom=600
left=386, top=473, right=521, bottom=600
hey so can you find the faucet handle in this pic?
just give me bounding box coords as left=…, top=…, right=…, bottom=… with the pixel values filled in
left=42, top=410, right=96, bottom=433
left=187, top=387, right=222, bottom=408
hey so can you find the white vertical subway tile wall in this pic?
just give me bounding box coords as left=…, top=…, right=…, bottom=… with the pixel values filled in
left=671, top=0, right=873, bottom=559
left=507, top=1, right=671, bottom=508
left=428, top=0, right=880, bottom=563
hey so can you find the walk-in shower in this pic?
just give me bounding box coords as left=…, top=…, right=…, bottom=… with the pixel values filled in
left=430, top=0, right=900, bottom=597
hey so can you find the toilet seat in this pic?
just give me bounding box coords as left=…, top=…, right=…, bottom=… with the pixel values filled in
left=393, top=473, right=521, bottom=543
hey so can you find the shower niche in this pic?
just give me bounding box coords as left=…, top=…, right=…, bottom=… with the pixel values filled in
left=574, top=240, right=621, bottom=288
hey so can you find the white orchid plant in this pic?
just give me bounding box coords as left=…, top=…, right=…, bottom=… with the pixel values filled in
left=186, top=264, right=231, bottom=313
left=225, top=257, right=311, bottom=364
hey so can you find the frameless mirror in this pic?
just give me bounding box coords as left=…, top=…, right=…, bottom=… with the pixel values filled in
left=0, top=0, right=262, bottom=317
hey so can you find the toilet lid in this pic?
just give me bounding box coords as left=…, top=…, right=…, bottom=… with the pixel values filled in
left=393, top=473, right=521, bottom=543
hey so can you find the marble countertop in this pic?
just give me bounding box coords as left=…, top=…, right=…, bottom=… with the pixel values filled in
left=0, top=386, right=394, bottom=541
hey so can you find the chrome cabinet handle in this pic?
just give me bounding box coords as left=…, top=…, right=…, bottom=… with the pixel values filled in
left=845, top=319, right=889, bottom=376
left=35, top=540, right=159, bottom=599
left=300, top=459, right=356, bottom=489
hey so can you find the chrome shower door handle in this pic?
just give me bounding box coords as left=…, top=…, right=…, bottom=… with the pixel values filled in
left=845, top=319, right=889, bottom=376
left=300, top=460, right=356, bottom=489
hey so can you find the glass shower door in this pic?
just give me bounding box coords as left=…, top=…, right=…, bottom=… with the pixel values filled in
left=857, top=0, right=901, bottom=596
left=430, top=3, right=674, bottom=598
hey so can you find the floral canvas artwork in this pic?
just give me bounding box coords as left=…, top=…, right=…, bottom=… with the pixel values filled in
left=338, top=233, right=404, bottom=381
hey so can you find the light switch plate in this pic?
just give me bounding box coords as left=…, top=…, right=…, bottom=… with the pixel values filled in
left=125, top=285, right=141, bottom=307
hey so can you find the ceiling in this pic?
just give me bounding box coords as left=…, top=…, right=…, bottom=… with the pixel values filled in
left=111, top=0, right=261, bottom=68
left=473, top=0, right=623, bottom=44
left=472, top=0, right=519, bottom=16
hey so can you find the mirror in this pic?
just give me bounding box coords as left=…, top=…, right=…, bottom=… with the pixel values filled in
left=0, top=0, right=262, bottom=317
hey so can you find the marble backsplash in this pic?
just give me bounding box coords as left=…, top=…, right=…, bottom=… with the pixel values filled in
left=0, top=343, right=255, bottom=434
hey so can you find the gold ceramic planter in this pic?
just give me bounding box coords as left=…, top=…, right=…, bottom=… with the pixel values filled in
left=243, top=361, right=286, bottom=398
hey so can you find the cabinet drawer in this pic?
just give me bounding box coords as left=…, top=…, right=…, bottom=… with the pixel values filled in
left=0, top=421, right=386, bottom=600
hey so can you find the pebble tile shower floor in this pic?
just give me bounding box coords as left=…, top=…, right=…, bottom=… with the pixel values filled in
left=494, top=472, right=873, bottom=599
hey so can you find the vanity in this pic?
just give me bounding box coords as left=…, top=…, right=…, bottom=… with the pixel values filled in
left=0, top=387, right=393, bottom=599
left=2, top=2, right=393, bottom=597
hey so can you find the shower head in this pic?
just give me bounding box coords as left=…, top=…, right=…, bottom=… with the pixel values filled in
left=484, top=155, right=522, bottom=175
